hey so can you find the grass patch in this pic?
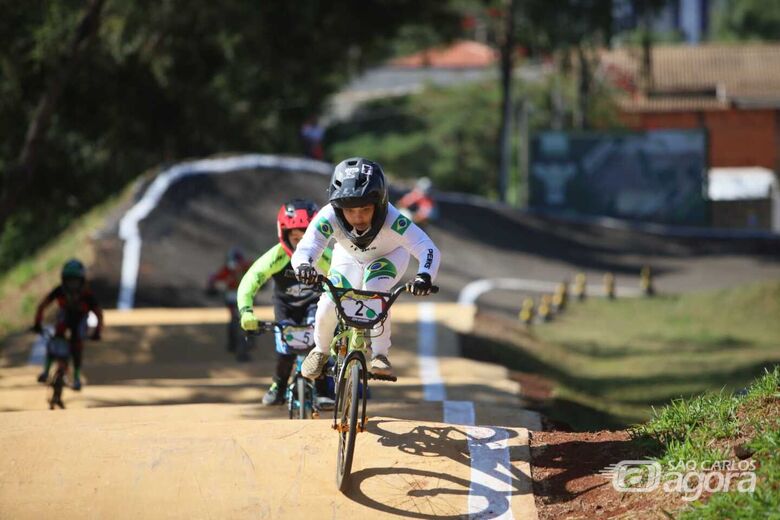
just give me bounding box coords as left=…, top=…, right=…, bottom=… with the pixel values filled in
left=631, top=367, right=780, bottom=518
left=462, top=280, right=780, bottom=429
left=530, top=282, right=780, bottom=425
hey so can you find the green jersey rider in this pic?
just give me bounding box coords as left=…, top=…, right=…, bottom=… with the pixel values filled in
left=292, top=157, right=440, bottom=380
left=237, top=199, right=333, bottom=406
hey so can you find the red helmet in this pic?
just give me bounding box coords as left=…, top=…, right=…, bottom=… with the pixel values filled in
left=277, top=199, right=319, bottom=256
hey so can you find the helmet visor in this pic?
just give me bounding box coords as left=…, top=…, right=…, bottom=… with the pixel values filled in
left=332, top=196, right=377, bottom=209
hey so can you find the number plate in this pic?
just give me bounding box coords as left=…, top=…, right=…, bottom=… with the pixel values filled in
left=281, top=326, right=315, bottom=350
left=47, top=337, right=70, bottom=358
left=340, top=295, right=385, bottom=324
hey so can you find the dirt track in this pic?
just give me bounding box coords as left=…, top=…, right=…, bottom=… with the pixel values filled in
left=3, top=160, right=779, bottom=519
left=0, top=305, right=539, bottom=519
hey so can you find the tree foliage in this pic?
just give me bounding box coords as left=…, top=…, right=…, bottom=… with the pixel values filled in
left=326, top=74, right=621, bottom=199
left=713, top=0, right=780, bottom=41
left=0, top=0, right=460, bottom=272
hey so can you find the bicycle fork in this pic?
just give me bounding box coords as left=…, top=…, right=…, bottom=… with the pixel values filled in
left=331, top=331, right=370, bottom=433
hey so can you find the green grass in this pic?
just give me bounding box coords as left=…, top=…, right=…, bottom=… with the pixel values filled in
left=530, top=282, right=780, bottom=425
left=630, top=368, right=780, bottom=518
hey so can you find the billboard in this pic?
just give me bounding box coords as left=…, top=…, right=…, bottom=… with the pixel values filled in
left=529, top=130, right=708, bottom=225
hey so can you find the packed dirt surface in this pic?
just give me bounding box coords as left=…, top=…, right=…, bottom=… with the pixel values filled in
left=530, top=429, right=682, bottom=519
left=0, top=305, right=540, bottom=519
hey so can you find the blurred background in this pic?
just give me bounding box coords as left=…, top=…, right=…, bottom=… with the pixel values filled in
left=3, top=0, right=779, bottom=273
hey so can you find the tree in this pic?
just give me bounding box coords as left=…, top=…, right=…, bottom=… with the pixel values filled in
left=519, top=0, right=613, bottom=129
left=0, top=0, right=461, bottom=271
left=713, top=0, right=780, bottom=41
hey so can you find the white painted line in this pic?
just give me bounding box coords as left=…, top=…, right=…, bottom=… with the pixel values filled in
left=458, top=277, right=642, bottom=305
left=117, top=154, right=332, bottom=310
left=416, top=303, right=515, bottom=519
left=443, top=400, right=475, bottom=425
left=418, top=303, right=446, bottom=401
left=468, top=426, right=515, bottom=519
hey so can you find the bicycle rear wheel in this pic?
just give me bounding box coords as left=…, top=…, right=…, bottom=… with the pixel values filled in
left=335, top=357, right=362, bottom=492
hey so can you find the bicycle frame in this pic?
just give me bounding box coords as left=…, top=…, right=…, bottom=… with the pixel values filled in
left=39, top=329, right=70, bottom=410
left=247, top=321, right=321, bottom=419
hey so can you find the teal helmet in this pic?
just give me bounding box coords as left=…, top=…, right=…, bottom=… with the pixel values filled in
left=61, top=259, right=86, bottom=282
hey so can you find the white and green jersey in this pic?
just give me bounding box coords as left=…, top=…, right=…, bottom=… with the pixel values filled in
left=291, top=203, right=440, bottom=280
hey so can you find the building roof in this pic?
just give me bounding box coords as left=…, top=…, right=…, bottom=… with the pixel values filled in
left=389, top=40, right=498, bottom=69
left=600, top=44, right=780, bottom=112
left=708, top=167, right=777, bottom=201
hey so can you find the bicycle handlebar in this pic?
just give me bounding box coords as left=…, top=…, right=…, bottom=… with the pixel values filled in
left=243, top=320, right=286, bottom=336
left=315, top=274, right=438, bottom=329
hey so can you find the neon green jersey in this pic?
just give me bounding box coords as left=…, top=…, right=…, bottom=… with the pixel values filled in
left=237, top=243, right=331, bottom=311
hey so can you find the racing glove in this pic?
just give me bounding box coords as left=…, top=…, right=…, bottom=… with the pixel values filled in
left=296, top=263, right=318, bottom=285
left=408, top=273, right=433, bottom=296
left=240, top=307, right=259, bottom=331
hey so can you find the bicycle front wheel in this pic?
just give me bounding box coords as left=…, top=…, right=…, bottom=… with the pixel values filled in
left=297, top=376, right=309, bottom=420
left=49, top=368, right=66, bottom=410
left=335, top=358, right=362, bottom=491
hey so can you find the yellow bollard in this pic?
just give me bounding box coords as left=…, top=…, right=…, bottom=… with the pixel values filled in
left=574, top=273, right=587, bottom=301
left=553, top=282, right=568, bottom=312
left=538, top=294, right=553, bottom=322
left=519, top=297, right=535, bottom=325
left=603, top=273, right=615, bottom=299
left=640, top=266, right=655, bottom=296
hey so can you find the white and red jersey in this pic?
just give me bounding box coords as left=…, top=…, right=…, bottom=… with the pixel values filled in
left=291, top=203, right=441, bottom=280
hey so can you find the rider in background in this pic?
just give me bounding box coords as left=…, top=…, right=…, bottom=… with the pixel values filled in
left=33, top=259, right=103, bottom=391
left=207, top=247, right=252, bottom=355
left=293, top=157, right=440, bottom=380
left=396, top=177, right=437, bottom=226
left=237, top=199, right=333, bottom=406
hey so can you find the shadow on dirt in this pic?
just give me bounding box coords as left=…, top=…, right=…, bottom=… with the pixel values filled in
left=344, top=420, right=530, bottom=519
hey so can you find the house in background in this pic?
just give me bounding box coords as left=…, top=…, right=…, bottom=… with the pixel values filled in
left=601, top=44, right=780, bottom=231
left=708, top=167, right=779, bottom=232
left=326, top=40, right=499, bottom=122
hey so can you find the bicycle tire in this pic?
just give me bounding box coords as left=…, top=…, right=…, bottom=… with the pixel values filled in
left=49, top=368, right=65, bottom=410
left=297, top=376, right=309, bottom=420
left=336, top=358, right=361, bottom=492
left=288, top=385, right=294, bottom=419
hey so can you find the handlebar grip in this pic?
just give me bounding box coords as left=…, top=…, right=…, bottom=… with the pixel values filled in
left=431, top=286, right=439, bottom=294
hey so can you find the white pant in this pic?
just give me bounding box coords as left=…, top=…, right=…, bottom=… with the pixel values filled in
left=314, top=243, right=410, bottom=357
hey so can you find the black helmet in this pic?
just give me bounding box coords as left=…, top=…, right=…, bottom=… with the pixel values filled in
left=328, top=157, right=388, bottom=249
